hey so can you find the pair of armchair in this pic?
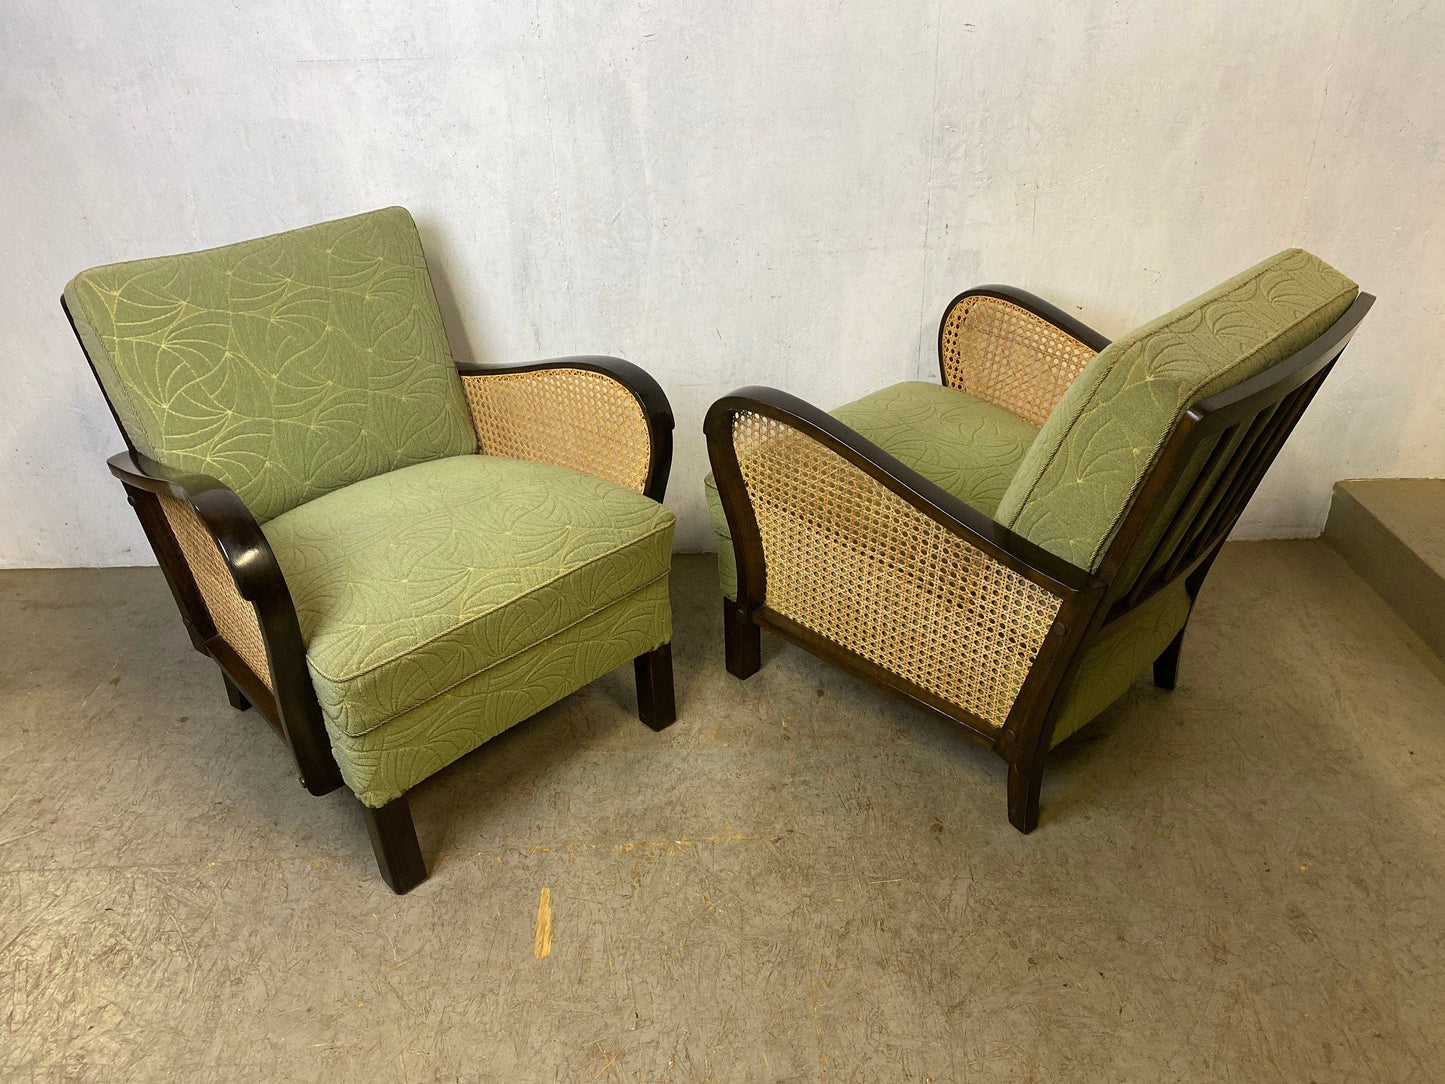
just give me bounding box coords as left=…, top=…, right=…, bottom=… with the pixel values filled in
left=66, top=207, right=1371, bottom=892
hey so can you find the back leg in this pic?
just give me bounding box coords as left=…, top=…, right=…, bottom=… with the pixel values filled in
left=222, top=672, right=250, bottom=711
left=1153, top=628, right=1186, bottom=691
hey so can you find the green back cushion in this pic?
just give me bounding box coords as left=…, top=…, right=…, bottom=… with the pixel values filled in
left=65, top=206, right=477, bottom=522
left=996, top=249, right=1357, bottom=571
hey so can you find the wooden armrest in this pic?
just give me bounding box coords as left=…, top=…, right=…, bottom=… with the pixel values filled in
left=705, top=387, right=1101, bottom=602
left=108, top=451, right=286, bottom=603
left=704, top=387, right=1104, bottom=733
left=107, top=450, right=338, bottom=794
left=938, top=286, right=1110, bottom=426
left=455, top=355, right=674, bottom=502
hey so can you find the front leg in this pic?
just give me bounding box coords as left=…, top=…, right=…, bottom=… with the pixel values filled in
left=360, top=794, right=427, bottom=894
left=723, top=603, right=761, bottom=679
left=1007, top=761, right=1044, bottom=834
left=634, top=643, right=676, bottom=730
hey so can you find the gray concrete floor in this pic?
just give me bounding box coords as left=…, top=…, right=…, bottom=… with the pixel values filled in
left=2, top=544, right=1443, bottom=1082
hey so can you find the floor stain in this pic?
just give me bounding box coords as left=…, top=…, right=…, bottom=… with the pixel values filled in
left=534, top=886, right=552, bottom=959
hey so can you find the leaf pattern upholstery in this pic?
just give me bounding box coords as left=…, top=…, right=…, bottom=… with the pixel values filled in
left=262, top=454, right=675, bottom=741
left=1050, top=580, right=1193, bottom=746
left=997, top=249, right=1358, bottom=571
left=327, top=579, right=671, bottom=807
left=64, top=206, right=477, bottom=522
left=828, top=382, right=1044, bottom=515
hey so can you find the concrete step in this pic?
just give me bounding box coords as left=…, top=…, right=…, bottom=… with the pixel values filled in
left=1323, top=478, right=1445, bottom=660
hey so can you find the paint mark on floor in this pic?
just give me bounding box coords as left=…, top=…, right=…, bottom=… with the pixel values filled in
left=534, top=887, right=552, bottom=959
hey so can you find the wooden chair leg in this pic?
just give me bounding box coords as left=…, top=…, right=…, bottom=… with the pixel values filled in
left=1007, top=762, right=1043, bottom=834
left=360, top=794, right=427, bottom=894
left=1153, top=628, right=1186, bottom=691
left=634, top=643, right=676, bottom=731
left=222, top=672, right=250, bottom=711
left=723, top=602, right=761, bottom=679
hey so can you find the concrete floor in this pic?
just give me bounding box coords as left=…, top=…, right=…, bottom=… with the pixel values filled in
left=2, top=544, right=1443, bottom=1082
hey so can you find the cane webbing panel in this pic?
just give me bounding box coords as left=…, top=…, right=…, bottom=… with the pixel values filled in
left=462, top=369, right=651, bottom=494
left=157, top=495, right=272, bottom=688
left=732, top=411, right=1062, bottom=728
left=940, top=295, right=1098, bottom=427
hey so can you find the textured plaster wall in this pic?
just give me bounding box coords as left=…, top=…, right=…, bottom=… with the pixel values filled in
left=2, top=0, right=1442, bottom=566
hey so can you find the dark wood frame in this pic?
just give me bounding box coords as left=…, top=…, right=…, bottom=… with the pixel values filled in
left=66, top=290, right=675, bottom=893
left=706, top=286, right=1374, bottom=833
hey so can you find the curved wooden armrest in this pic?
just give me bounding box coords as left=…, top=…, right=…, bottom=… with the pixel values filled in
left=455, top=355, right=674, bottom=502
left=704, top=386, right=1102, bottom=606
left=107, top=451, right=288, bottom=603
left=705, top=385, right=1105, bottom=736
left=938, top=286, right=1110, bottom=426
left=107, top=450, right=340, bottom=794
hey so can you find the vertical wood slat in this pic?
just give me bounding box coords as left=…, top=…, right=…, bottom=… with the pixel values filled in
left=1110, top=359, right=1341, bottom=625
left=1160, top=404, right=1284, bottom=584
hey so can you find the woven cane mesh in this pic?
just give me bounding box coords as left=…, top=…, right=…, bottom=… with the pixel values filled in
left=732, top=412, right=1062, bottom=728
left=157, top=495, right=272, bottom=688
left=462, top=369, right=651, bottom=493
left=940, top=296, right=1098, bottom=426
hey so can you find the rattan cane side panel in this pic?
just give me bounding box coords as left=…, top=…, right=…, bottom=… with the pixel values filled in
left=462, top=369, right=651, bottom=493
left=941, top=296, right=1098, bottom=426
left=158, top=495, right=272, bottom=689
left=733, top=412, right=1061, bottom=728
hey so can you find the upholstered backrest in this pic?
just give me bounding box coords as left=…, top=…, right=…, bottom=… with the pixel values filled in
left=995, top=249, right=1358, bottom=572
left=65, top=206, right=477, bottom=522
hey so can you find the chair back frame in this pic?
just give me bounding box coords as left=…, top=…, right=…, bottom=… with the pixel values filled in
left=1016, top=292, right=1376, bottom=792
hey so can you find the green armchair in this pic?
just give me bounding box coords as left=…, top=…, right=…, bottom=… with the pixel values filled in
left=706, top=250, right=1372, bottom=831
left=64, top=207, right=677, bottom=892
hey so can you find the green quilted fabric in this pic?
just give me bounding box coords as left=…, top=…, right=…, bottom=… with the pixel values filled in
left=829, top=382, right=1043, bottom=514
left=64, top=206, right=477, bottom=522
left=330, top=580, right=671, bottom=807
left=1049, top=580, right=1193, bottom=746
left=705, top=381, right=1040, bottom=599
left=262, top=454, right=675, bottom=743
left=996, top=249, right=1358, bottom=571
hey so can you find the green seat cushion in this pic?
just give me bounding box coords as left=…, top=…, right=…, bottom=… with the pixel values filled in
left=705, top=380, right=1040, bottom=598
left=65, top=206, right=477, bottom=522
left=262, top=454, right=675, bottom=742
left=328, top=578, right=671, bottom=807
left=828, top=381, right=1043, bottom=516
left=997, top=249, right=1358, bottom=572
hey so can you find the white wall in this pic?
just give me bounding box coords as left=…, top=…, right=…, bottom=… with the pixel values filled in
left=3, top=0, right=1442, bottom=566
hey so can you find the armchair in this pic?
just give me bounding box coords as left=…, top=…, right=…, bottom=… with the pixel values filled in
left=64, top=207, right=677, bottom=892
left=706, top=251, right=1372, bottom=831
